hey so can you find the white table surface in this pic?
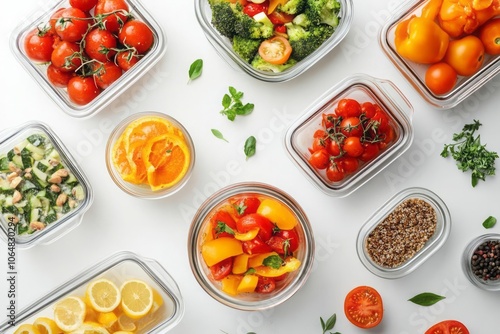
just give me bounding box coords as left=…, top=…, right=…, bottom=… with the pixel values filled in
left=1, top=0, right=499, bottom=333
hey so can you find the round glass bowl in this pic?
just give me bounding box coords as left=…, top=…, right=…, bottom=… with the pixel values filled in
left=462, top=233, right=500, bottom=291
left=105, top=112, right=195, bottom=199
left=357, top=187, right=451, bottom=279
left=188, top=182, right=315, bottom=311
left=284, top=74, right=414, bottom=197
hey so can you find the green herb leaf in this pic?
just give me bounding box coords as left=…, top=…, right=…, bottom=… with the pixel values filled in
left=263, top=255, right=284, bottom=269
left=188, top=59, right=203, bottom=81
left=215, top=222, right=235, bottom=236
left=441, top=120, right=498, bottom=187
left=320, top=313, right=341, bottom=334
left=244, top=136, right=256, bottom=159
left=483, top=216, right=497, bottom=229
left=408, top=292, right=446, bottom=306
left=211, top=129, right=229, bottom=142
left=220, top=86, right=254, bottom=121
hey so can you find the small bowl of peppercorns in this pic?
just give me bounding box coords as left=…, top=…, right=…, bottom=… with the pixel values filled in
left=462, top=234, right=500, bottom=291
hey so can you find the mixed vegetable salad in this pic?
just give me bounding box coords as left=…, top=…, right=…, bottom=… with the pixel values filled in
left=208, top=0, right=342, bottom=72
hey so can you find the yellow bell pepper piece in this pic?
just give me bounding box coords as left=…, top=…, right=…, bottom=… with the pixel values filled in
left=394, top=15, right=449, bottom=64
left=232, top=253, right=250, bottom=274
left=234, top=228, right=259, bottom=241
left=201, top=237, right=243, bottom=267
left=221, top=275, right=242, bottom=296
left=257, top=198, right=298, bottom=230
left=248, top=252, right=280, bottom=268
left=237, top=275, right=259, bottom=293
left=253, top=257, right=301, bottom=277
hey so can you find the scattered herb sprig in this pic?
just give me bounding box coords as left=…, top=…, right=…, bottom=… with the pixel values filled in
left=244, top=136, right=257, bottom=159
left=441, top=120, right=498, bottom=187
left=220, top=86, right=254, bottom=121
left=408, top=292, right=446, bottom=306
left=188, top=59, right=203, bottom=82
left=483, top=216, right=497, bottom=229
left=320, top=313, right=341, bottom=334
left=211, top=129, right=229, bottom=142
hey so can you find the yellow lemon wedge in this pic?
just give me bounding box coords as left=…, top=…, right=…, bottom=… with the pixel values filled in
left=86, top=279, right=121, bottom=313
left=53, top=296, right=86, bottom=332
left=120, top=279, right=153, bottom=319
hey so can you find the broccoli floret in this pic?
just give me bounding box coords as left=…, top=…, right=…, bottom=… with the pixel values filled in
left=232, top=35, right=261, bottom=63
left=235, top=12, right=274, bottom=40
left=251, top=54, right=297, bottom=73
left=211, top=2, right=239, bottom=38
left=278, top=0, right=307, bottom=14
left=306, top=0, right=341, bottom=27
left=292, top=12, right=312, bottom=28
left=285, top=22, right=334, bottom=60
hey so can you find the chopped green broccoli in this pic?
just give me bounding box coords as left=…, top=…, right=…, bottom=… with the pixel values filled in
left=211, top=2, right=240, bottom=38
left=306, top=0, right=341, bottom=27
left=232, top=35, right=261, bottom=63
left=235, top=12, right=274, bottom=40
left=285, top=22, right=334, bottom=60
left=278, top=0, right=307, bottom=14
left=251, top=54, right=297, bottom=73
left=292, top=12, right=312, bottom=28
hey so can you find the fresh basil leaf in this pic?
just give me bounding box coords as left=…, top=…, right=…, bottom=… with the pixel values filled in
left=211, top=129, right=229, bottom=142
left=244, top=136, right=256, bottom=159
left=408, top=292, right=446, bottom=306
left=188, top=59, right=203, bottom=81
left=263, top=255, right=283, bottom=269
left=483, top=216, right=497, bottom=229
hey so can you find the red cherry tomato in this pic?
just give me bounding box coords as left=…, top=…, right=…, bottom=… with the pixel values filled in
left=326, top=162, right=345, bottom=182
left=84, top=28, right=118, bottom=62
left=46, top=64, right=74, bottom=87
left=425, top=62, right=457, bottom=95
left=344, top=286, right=383, bottom=329
left=255, top=276, right=276, bottom=293
left=230, top=196, right=261, bottom=218
left=115, top=50, right=139, bottom=71
left=336, top=98, right=361, bottom=118
left=340, top=117, right=363, bottom=137
left=236, top=213, right=274, bottom=241
left=337, top=156, right=359, bottom=174
left=274, top=229, right=299, bottom=253
left=479, top=18, right=500, bottom=55
left=54, top=7, right=89, bottom=42
left=268, top=11, right=295, bottom=25
left=372, top=108, right=390, bottom=132
left=118, top=20, right=154, bottom=54
left=210, top=257, right=233, bottom=281
left=424, top=320, right=469, bottom=334
left=322, top=113, right=338, bottom=129
left=51, top=40, right=82, bottom=72
left=326, top=139, right=341, bottom=156
left=359, top=142, right=380, bottom=162
left=360, top=101, right=376, bottom=118
left=67, top=76, right=101, bottom=105
left=94, top=0, right=130, bottom=33
left=24, top=28, right=54, bottom=62
left=258, top=36, right=292, bottom=65
left=243, top=2, right=268, bottom=17
left=308, top=149, right=330, bottom=170
left=69, top=0, right=98, bottom=12
left=210, top=210, right=237, bottom=239
left=343, top=137, right=364, bottom=158
left=242, top=238, right=273, bottom=254
left=48, top=8, right=66, bottom=36
left=93, top=62, right=123, bottom=89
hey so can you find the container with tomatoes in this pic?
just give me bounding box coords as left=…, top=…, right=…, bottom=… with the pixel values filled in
left=285, top=74, right=413, bottom=197
left=11, top=0, right=166, bottom=118
left=188, top=182, right=314, bottom=310
left=380, top=0, right=500, bottom=109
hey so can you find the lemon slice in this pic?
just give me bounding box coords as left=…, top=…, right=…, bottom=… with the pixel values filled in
left=53, top=296, right=86, bottom=332
left=33, top=317, right=61, bottom=334
left=96, top=311, right=118, bottom=328
left=13, top=324, right=40, bottom=334
left=86, top=278, right=121, bottom=313
left=68, top=322, right=110, bottom=334
left=120, top=279, right=153, bottom=319
left=117, top=314, right=136, bottom=332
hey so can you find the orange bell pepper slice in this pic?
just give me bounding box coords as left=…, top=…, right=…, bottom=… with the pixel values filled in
left=253, top=256, right=301, bottom=277
left=201, top=237, right=243, bottom=267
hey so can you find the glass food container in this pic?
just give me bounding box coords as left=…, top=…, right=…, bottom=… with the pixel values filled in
left=105, top=111, right=195, bottom=200
left=462, top=233, right=500, bottom=291
left=0, top=251, right=184, bottom=333
left=284, top=74, right=414, bottom=197
left=9, top=0, right=167, bottom=119
left=188, top=182, right=315, bottom=311
left=0, top=121, right=93, bottom=249
left=379, top=0, right=500, bottom=109
left=194, top=0, right=353, bottom=82
left=357, top=187, right=451, bottom=279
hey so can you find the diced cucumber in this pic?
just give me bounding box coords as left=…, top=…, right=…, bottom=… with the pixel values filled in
left=21, top=148, right=33, bottom=168
left=21, top=180, right=38, bottom=193
left=48, top=149, right=61, bottom=161
left=0, top=179, right=12, bottom=191
left=32, top=166, right=48, bottom=183
left=30, top=196, right=42, bottom=208
left=26, top=143, right=45, bottom=157
left=12, top=155, right=23, bottom=168
left=30, top=208, right=40, bottom=223
left=72, top=185, right=85, bottom=201
left=36, top=190, right=46, bottom=198
left=14, top=139, right=29, bottom=152
left=36, top=159, right=51, bottom=172
left=45, top=210, right=57, bottom=224
left=0, top=156, right=9, bottom=171
left=65, top=172, right=78, bottom=185
left=27, top=134, right=46, bottom=147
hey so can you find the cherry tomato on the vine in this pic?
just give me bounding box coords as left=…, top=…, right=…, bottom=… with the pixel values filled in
left=337, top=156, right=359, bottom=174
left=51, top=40, right=82, bottom=72
left=115, top=50, right=140, bottom=71
left=343, top=137, right=364, bottom=158
left=69, top=0, right=98, bottom=12
left=308, top=149, right=330, bottom=170
left=340, top=117, right=363, bottom=137
left=359, top=142, right=380, bottom=162
left=118, top=20, right=154, bottom=54
left=336, top=98, right=361, bottom=118
left=93, top=62, right=123, bottom=89
left=67, top=76, right=101, bottom=105
left=94, top=0, right=130, bottom=33
left=84, top=28, right=118, bottom=62
left=46, top=64, right=74, bottom=87
left=24, top=28, right=54, bottom=62
left=54, top=7, right=89, bottom=43
left=326, top=162, right=345, bottom=182
left=360, top=101, right=376, bottom=118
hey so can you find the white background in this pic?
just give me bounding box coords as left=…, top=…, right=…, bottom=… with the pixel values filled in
left=1, top=0, right=500, bottom=333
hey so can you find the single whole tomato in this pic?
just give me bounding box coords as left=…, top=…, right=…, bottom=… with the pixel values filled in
left=118, top=20, right=154, bottom=54
left=210, top=257, right=233, bottom=281
left=51, top=40, right=82, bottom=72
left=84, top=28, right=118, bottom=62
left=360, top=101, right=376, bottom=118
left=340, top=117, right=363, bottom=137
left=93, top=62, right=122, bottom=89
left=243, top=2, right=268, bottom=17
left=69, top=0, right=98, bottom=12
left=274, top=229, right=299, bottom=253
left=336, top=98, right=361, bottom=118
left=54, top=7, right=89, bottom=42
left=479, top=17, right=500, bottom=55
left=326, top=162, right=345, bottom=182
left=67, top=76, right=101, bottom=105
left=337, top=156, right=359, bottom=173
left=425, top=320, right=469, bottom=334
left=359, top=142, right=380, bottom=162
left=24, top=28, right=54, bottom=62
left=258, top=36, right=292, bottom=65
left=344, top=286, right=383, bottom=329
left=343, top=137, right=364, bottom=158
left=425, top=62, right=457, bottom=95
left=230, top=196, right=261, bottom=217
left=94, top=0, right=130, bottom=33
left=236, top=213, right=274, bottom=241
left=46, top=64, right=74, bottom=87
left=255, top=276, right=276, bottom=294
left=308, top=149, right=330, bottom=170
left=444, top=35, right=485, bottom=76
left=115, top=50, right=139, bottom=71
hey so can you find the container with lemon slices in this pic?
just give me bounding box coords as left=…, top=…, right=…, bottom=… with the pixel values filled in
left=1, top=251, right=184, bottom=334
left=106, top=112, right=195, bottom=199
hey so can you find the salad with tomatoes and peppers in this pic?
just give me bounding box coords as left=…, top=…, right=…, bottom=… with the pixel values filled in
left=22, top=0, right=154, bottom=105
left=307, top=98, right=396, bottom=183
left=199, top=194, right=302, bottom=295
left=208, top=0, right=341, bottom=72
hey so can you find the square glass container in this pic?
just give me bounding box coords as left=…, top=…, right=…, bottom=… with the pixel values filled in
left=188, top=182, right=315, bottom=311
left=357, top=187, right=451, bottom=279
left=379, top=0, right=500, bottom=109
left=462, top=233, right=500, bottom=291
left=284, top=74, right=413, bottom=197
left=0, top=251, right=184, bottom=333
left=194, top=0, right=353, bottom=82
left=0, top=121, right=93, bottom=249
left=9, top=0, right=167, bottom=119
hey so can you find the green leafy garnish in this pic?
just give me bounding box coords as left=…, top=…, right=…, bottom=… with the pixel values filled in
left=263, top=255, right=284, bottom=269
left=211, top=129, right=229, bottom=142
left=483, top=216, right=497, bottom=229
left=408, top=292, right=446, bottom=306
left=215, top=222, right=235, bottom=236
left=220, top=86, right=254, bottom=121
left=244, top=136, right=256, bottom=159
left=320, top=313, right=341, bottom=334
left=188, top=59, right=203, bottom=82
left=441, top=120, right=498, bottom=187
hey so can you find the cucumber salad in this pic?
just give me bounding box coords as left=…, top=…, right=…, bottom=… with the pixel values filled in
left=0, top=133, right=85, bottom=236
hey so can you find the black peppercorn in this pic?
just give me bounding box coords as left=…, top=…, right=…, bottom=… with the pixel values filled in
left=471, top=240, right=500, bottom=281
